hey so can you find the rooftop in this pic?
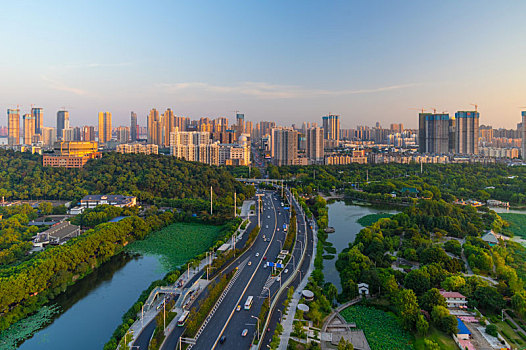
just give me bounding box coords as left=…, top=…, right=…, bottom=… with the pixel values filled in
left=440, top=291, right=467, bottom=299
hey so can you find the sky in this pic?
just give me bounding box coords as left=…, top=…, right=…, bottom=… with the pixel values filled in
left=1, top=1, right=526, bottom=129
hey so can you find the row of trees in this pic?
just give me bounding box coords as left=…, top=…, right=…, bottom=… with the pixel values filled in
left=264, top=162, right=526, bottom=205
left=0, top=150, right=254, bottom=211
left=0, top=205, right=221, bottom=332
left=335, top=199, right=525, bottom=334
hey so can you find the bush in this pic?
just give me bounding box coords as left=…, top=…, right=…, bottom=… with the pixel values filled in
left=485, top=324, right=498, bottom=337
left=505, top=318, right=517, bottom=330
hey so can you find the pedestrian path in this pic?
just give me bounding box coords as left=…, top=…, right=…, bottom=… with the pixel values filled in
left=127, top=219, right=252, bottom=348
left=278, top=221, right=318, bottom=350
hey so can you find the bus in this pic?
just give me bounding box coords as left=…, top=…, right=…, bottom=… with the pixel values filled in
left=177, top=310, right=190, bottom=326
left=244, top=296, right=254, bottom=310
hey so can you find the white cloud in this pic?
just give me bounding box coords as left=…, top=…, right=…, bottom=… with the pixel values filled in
left=41, top=75, right=88, bottom=96
left=155, top=81, right=421, bottom=100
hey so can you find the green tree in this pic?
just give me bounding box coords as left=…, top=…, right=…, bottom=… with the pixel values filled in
left=404, top=269, right=430, bottom=296
left=431, top=306, right=458, bottom=334
left=441, top=275, right=466, bottom=291
left=416, top=314, right=429, bottom=336
left=337, top=337, right=354, bottom=350
left=485, top=324, right=498, bottom=337
left=424, top=339, right=440, bottom=350
left=420, top=288, right=447, bottom=312
left=397, top=289, right=420, bottom=330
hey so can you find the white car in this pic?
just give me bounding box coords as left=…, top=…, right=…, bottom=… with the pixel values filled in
left=241, top=329, right=248, bottom=337
left=265, top=225, right=268, bottom=229
left=256, top=253, right=260, bottom=257
left=248, top=261, right=252, bottom=266
left=284, top=269, right=289, bottom=274
left=276, top=276, right=281, bottom=282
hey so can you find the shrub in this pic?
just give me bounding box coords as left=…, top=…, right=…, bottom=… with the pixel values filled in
left=485, top=324, right=498, bottom=337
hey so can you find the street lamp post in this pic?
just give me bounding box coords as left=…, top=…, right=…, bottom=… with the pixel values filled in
left=251, top=315, right=260, bottom=341
left=263, top=286, right=271, bottom=303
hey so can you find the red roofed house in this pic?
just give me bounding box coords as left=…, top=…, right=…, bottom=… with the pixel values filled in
left=439, top=290, right=468, bottom=308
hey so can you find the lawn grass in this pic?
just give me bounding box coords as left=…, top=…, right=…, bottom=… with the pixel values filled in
left=496, top=319, right=525, bottom=347
left=357, top=213, right=394, bottom=227
left=340, top=305, right=413, bottom=350
left=127, top=222, right=223, bottom=270
left=500, top=213, right=526, bottom=239
left=414, top=326, right=456, bottom=350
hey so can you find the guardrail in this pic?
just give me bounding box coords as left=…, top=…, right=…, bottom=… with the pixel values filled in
left=257, top=188, right=309, bottom=349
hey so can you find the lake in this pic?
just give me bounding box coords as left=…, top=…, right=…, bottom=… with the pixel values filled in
left=323, top=201, right=398, bottom=292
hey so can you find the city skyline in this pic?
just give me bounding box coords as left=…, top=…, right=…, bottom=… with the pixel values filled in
left=2, top=1, right=526, bottom=128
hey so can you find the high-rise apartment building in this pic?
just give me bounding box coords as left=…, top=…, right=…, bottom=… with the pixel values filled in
left=147, top=108, right=163, bottom=146
left=258, top=121, right=276, bottom=139
left=82, top=126, right=95, bottom=142
left=7, top=109, right=20, bottom=146
left=418, top=113, right=430, bottom=153
left=23, top=114, right=35, bottom=145
left=322, top=114, right=340, bottom=141
left=236, top=113, right=245, bottom=135
left=32, top=107, right=43, bottom=135
left=419, top=113, right=455, bottom=154
left=426, top=114, right=452, bottom=154
left=306, top=127, right=324, bottom=163
left=98, top=112, right=112, bottom=145
left=522, top=112, right=526, bottom=160
left=42, top=127, right=57, bottom=147
left=174, top=116, right=190, bottom=132
left=130, top=112, right=138, bottom=141
left=57, top=110, right=69, bottom=140
left=62, top=128, right=75, bottom=141
left=163, top=108, right=176, bottom=146
left=455, top=111, right=479, bottom=155
left=117, top=126, right=130, bottom=143
left=245, top=121, right=253, bottom=136
left=271, top=128, right=298, bottom=166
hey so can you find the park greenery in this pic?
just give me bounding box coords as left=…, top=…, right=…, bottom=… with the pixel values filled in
left=266, top=163, right=526, bottom=205
left=0, top=150, right=254, bottom=217
left=0, top=204, right=39, bottom=266
left=340, top=305, right=413, bottom=350
left=333, top=199, right=526, bottom=339
left=499, top=212, right=526, bottom=239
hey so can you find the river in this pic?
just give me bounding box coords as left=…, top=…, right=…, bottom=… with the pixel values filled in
left=322, top=201, right=399, bottom=292
left=15, top=253, right=167, bottom=350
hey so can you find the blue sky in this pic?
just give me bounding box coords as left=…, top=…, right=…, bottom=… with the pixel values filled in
left=1, top=1, right=526, bottom=128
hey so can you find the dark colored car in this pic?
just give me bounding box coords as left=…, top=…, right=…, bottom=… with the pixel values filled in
left=219, top=336, right=227, bottom=344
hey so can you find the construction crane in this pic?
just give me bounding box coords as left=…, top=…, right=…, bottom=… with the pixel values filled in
left=409, top=107, right=427, bottom=114
left=470, top=103, right=478, bottom=112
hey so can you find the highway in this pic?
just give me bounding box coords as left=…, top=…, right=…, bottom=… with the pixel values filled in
left=259, top=190, right=314, bottom=348
left=192, top=188, right=307, bottom=350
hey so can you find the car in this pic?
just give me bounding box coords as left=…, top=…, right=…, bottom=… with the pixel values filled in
left=248, top=261, right=252, bottom=266
left=256, top=253, right=260, bottom=257
left=241, top=329, right=248, bottom=337
left=219, top=336, right=227, bottom=344
left=237, top=305, right=241, bottom=311
left=265, top=225, right=268, bottom=229
left=284, top=269, right=289, bottom=274
left=276, top=276, right=281, bottom=282
left=263, top=256, right=267, bottom=260
left=268, top=215, right=270, bottom=218
left=277, top=228, right=279, bottom=231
